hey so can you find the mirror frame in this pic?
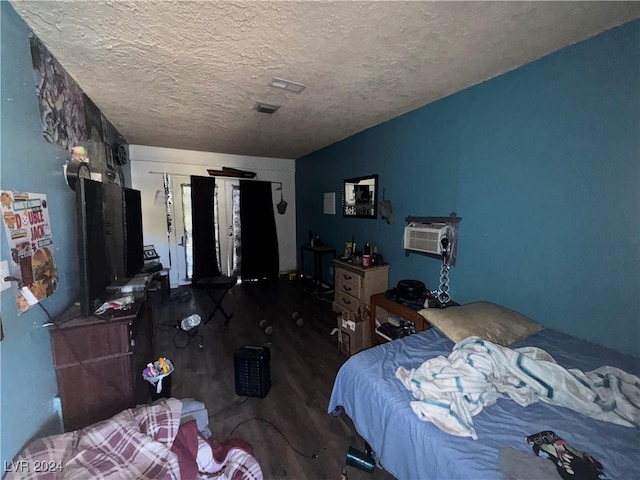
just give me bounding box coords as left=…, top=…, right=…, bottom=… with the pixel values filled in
left=342, top=174, right=379, bottom=219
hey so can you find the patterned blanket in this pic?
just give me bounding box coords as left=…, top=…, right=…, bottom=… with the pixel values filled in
left=396, top=336, right=640, bottom=439
left=6, top=398, right=263, bottom=480
left=6, top=398, right=182, bottom=479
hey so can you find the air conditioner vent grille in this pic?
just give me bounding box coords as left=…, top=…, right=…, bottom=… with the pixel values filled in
left=403, top=223, right=448, bottom=255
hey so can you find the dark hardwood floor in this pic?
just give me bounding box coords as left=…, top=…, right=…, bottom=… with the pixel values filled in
left=150, top=278, right=395, bottom=480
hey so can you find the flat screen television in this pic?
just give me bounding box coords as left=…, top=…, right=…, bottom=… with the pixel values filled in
left=76, top=178, right=144, bottom=316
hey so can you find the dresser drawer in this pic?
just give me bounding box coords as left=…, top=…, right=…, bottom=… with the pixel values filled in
left=51, top=321, right=132, bottom=367
left=335, top=291, right=360, bottom=311
left=335, top=268, right=361, bottom=299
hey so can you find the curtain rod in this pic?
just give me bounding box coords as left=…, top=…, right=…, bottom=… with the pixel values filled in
left=148, top=171, right=191, bottom=178
left=148, top=171, right=282, bottom=188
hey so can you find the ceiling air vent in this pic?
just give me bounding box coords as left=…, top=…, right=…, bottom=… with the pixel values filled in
left=254, top=102, right=280, bottom=114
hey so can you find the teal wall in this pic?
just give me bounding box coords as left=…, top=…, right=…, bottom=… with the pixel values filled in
left=296, top=20, right=639, bottom=356
left=0, top=2, right=127, bottom=465
left=1, top=2, right=69, bottom=465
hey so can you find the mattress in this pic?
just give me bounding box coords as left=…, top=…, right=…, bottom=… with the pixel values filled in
left=328, top=328, right=640, bottom=480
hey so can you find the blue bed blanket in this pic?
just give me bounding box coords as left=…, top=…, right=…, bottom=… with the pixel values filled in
left=396, top=336, right=640, bottom=440
left=328, top=328, right=640, bottom=480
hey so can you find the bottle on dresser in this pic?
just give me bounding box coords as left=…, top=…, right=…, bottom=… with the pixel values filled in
left=363, top=242, right=372, bottom=267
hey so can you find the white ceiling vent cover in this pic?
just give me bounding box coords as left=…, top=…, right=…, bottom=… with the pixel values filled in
left=403, top=222, right=449, bottom=255
left=270, top=77, right=307, bottom=93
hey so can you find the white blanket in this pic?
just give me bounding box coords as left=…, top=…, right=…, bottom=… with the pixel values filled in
left=396, top=336, right=640, bottom=439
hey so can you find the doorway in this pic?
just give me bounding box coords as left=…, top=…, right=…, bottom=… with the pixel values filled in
left=173, top=178, right=240, bottom=283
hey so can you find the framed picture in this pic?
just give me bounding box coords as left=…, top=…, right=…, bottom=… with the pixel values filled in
left=342, top=174, right=378, bottom=219
left=105, top=143, right=115, bottom=171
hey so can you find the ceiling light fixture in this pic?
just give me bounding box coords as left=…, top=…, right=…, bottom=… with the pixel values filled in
left=270, top=77, right=306, bottom=93
left=254, top=102, right=281, bottom=114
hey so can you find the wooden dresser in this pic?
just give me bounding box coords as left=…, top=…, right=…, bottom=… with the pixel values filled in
left=332, top=259, right=389, bottom=315
left=49, top=298, right=153, bottom=431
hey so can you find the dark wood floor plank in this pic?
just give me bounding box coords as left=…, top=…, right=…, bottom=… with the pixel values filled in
left=151, top=279, right=395, bottom=480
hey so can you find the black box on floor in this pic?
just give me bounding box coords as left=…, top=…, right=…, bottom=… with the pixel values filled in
left=234, top=346, right=271, bottom=398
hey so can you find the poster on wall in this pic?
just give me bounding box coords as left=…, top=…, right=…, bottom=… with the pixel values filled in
left=28, top=31, right=128, bottom=187
left=1, top=191, right=58, bottom=314
left=30, top=33, right=87, bottom=152
left=84, top=94, right=107, bottom=171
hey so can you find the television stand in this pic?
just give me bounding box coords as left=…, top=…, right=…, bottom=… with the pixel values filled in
left=49, top=292, right=153, bottom=431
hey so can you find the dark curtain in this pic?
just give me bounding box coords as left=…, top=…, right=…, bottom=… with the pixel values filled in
left=190, top=175, right=220, bottom=282
left=240, top=180, right=279, bottom=280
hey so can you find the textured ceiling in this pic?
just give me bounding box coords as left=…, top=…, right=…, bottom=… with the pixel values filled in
left=11, top=1, right=640, bottom=160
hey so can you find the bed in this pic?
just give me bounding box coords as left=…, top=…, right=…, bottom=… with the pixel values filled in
left=328, top=302, right=640, bottom=480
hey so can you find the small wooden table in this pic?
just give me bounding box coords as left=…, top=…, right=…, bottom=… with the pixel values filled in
left=369, top=292, right=429, bottom=345
left=300, top=244, right=336, bottom=296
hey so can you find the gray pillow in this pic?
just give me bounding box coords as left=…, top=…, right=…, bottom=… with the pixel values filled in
left=419, top=301, right=542, bottom=346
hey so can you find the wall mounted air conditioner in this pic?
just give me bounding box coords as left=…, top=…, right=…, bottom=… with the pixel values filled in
left=403, top=222, right=449, bottom=256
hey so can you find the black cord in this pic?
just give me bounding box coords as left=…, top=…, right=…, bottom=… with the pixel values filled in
left=36, top=300, right=55, bottom=322
left=225, top=417, right=318, bottom=459
left=207, top=396, right=249, bottom=419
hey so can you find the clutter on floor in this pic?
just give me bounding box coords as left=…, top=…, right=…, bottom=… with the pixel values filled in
left=292, top=311, right=304, bottom=326
left=258, top=318, right=273, bottom=335
left=174, top=313, right=204, bottom=349
left=345, top=445, right=376, bottom=473
left=143, top=357, right=175, bottom=400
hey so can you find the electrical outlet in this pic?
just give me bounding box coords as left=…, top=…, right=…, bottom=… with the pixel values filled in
left=0, top=260, right=11, bottom=292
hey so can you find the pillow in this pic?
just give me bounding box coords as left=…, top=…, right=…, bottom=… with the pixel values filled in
left=418, top=301, right=542, bottom=346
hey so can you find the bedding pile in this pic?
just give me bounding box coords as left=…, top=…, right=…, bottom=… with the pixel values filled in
left=6, top=398, right=183, bottom=479
left=171, top=419, right=263, bottom=480
left=396, top=336, right=640, bottom=439
left=6, top=398, right=263, bottom=480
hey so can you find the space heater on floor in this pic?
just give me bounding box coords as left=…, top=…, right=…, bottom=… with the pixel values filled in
left=234, top=346, right=271, bottom=398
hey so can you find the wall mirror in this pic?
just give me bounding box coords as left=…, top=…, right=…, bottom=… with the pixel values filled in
left=342, top=174, right=378, bottom=219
